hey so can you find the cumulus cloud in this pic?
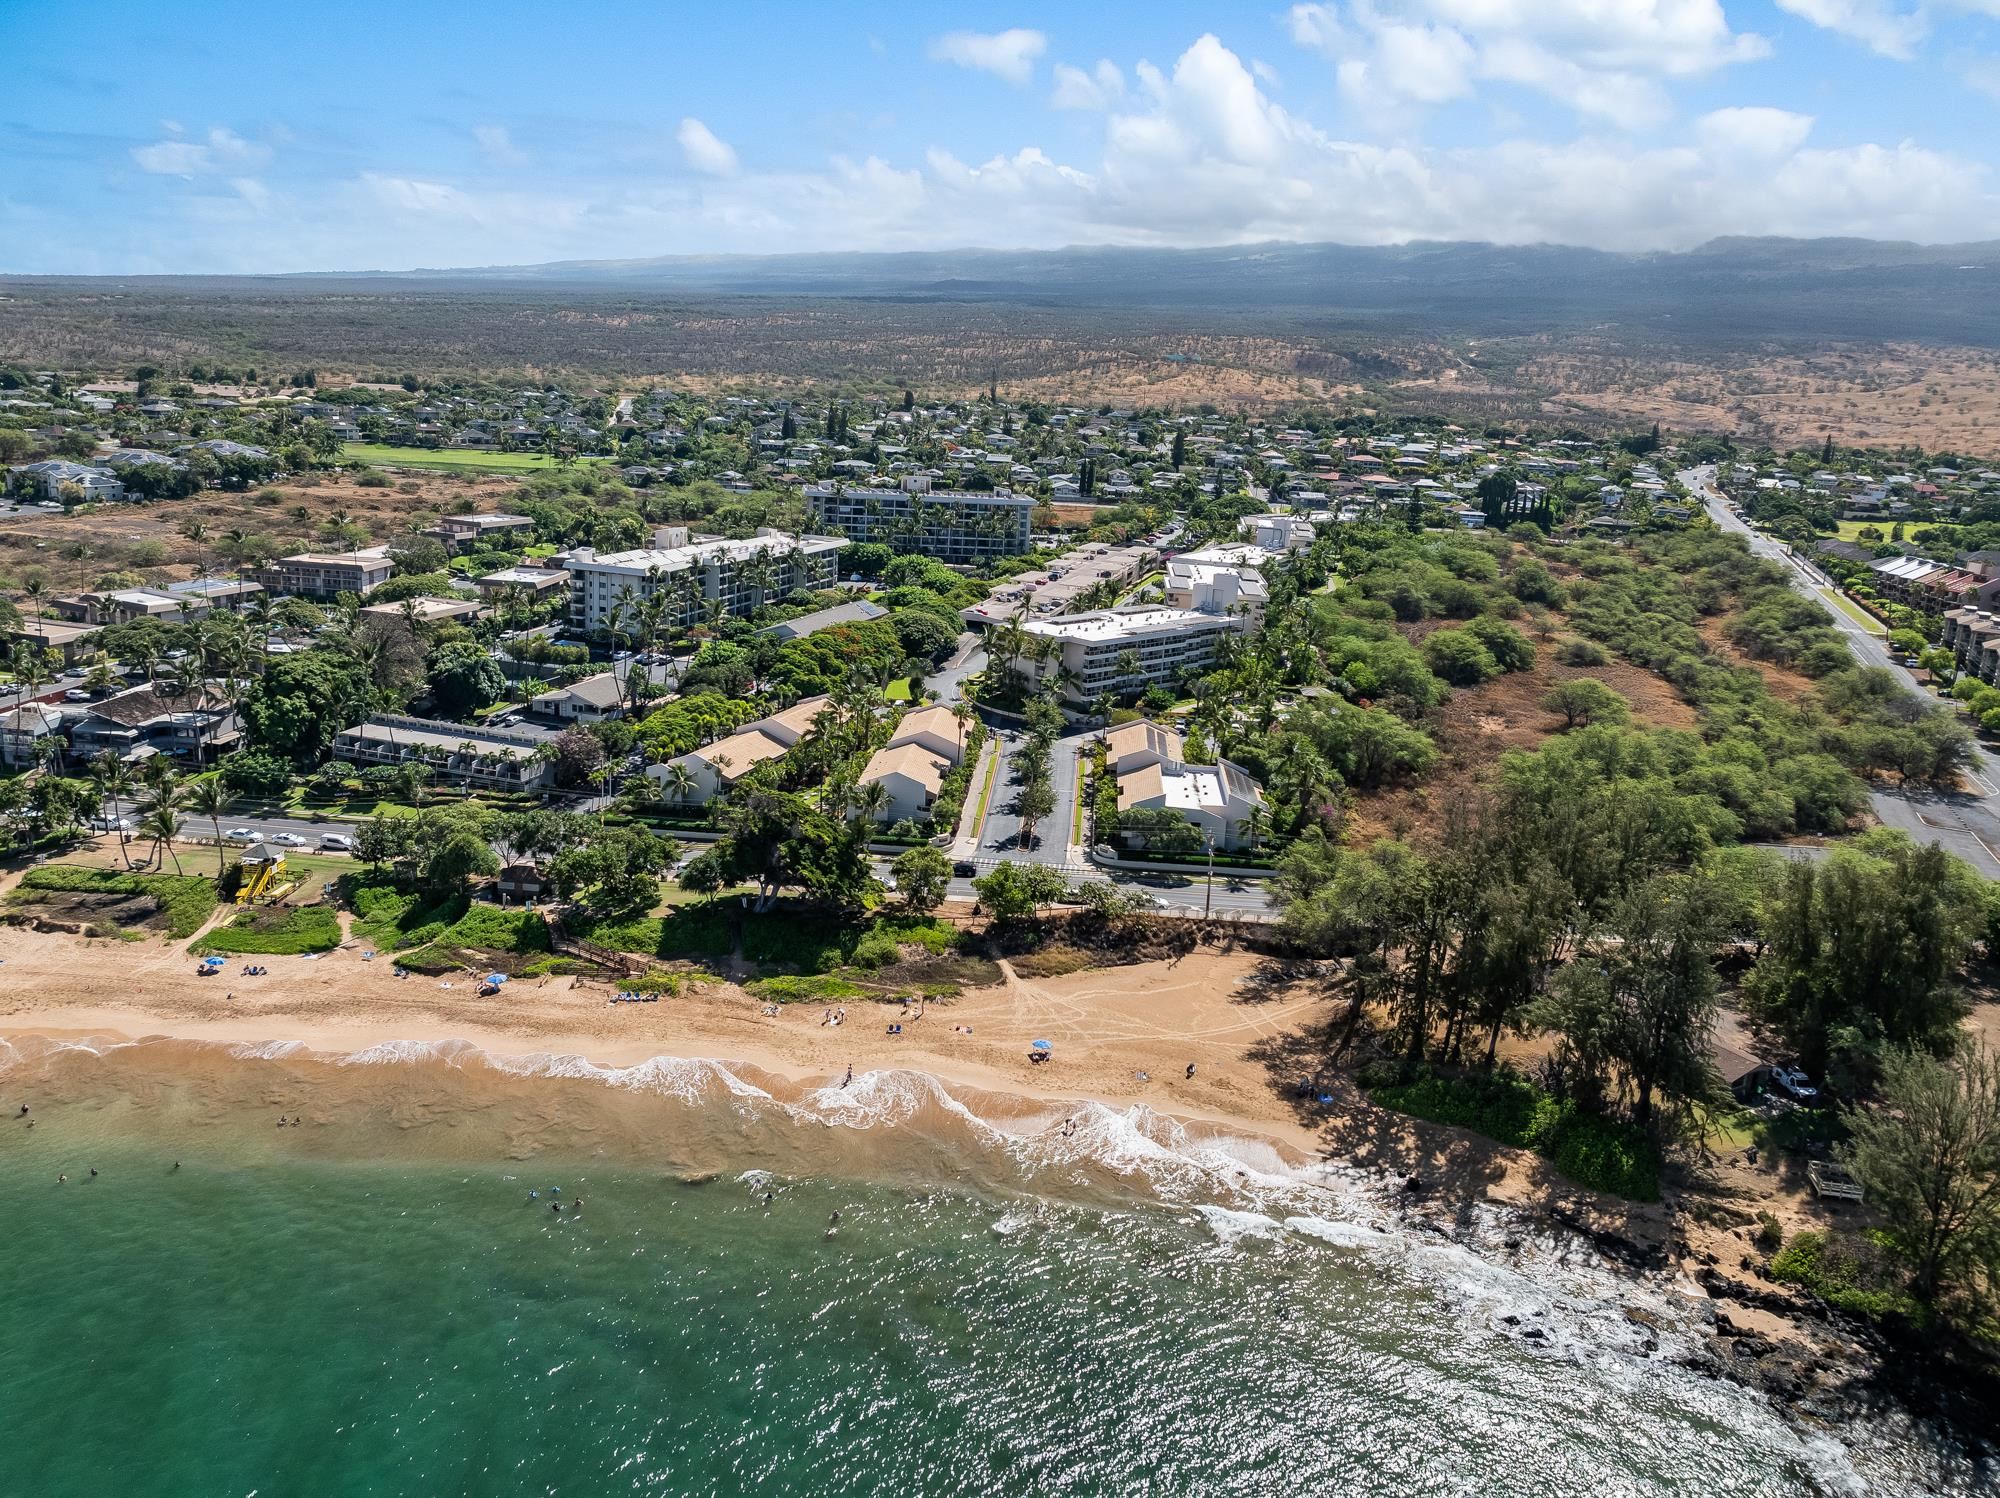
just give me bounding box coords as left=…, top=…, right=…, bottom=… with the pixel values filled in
left=1052, top=60, right=1126, bottom=110
left=131, top=125, right=269, bottom=177
left=1772, top=0, right=1926, bottom=60
left=928, top=28, right=1047, bottom=85
left=677, top=117, right=739, bottom=176
left=1696, top=106, right=1816, bottom=158
left=85, top=32, right=2000, bottom=273
left=1288, top=0, right=1766, bottom=127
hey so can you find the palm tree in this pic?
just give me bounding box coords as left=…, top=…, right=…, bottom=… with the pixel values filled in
left=950, top=701, right=977, bottom=757
left=92, top=752, right=136, bottom=869
left=21, top=579, right=48, bottom=644
left=140, top=800, right=183, bottom=875
left=185, top=776, right=234, bottom=877
left=660, top=760, right=696, bottom=809
left=60, top=542, right=92, bottom=594
left=855, top=779, right=893, bottom=826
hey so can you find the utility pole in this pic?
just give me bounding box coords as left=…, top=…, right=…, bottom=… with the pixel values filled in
left=1203, top=833, right=1214, bottom=921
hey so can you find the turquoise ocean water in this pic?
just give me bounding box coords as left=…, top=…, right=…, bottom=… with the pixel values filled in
left=0, top=1036, right=1974, bottom=1496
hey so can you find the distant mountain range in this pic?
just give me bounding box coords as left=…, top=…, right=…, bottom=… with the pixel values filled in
left=293, top=236, right=2000, bottom=345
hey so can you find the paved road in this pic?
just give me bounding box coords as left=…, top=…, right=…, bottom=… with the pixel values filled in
left=1686, top=464, right=2000, bottom=877
left=924, top=632, right=987, bottom=706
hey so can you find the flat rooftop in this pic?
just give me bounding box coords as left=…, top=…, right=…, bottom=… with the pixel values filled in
left=1022, top=606, right=1234, bottom=643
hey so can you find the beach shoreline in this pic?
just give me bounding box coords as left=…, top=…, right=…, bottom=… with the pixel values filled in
left=1, top=919, right=1972, bottom=1473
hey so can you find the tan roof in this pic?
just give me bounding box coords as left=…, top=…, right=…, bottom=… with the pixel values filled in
left=757, top=694, right=833, bottom=739
left=1115, top=762, right=1165, bottom=811
left=684, top=728, right=788, bottom=779
left=859, top=742, right=949, bottom=794
left=888, top=704, right=964, bottom=748
left=1104, top=719, right=1182, bottom=760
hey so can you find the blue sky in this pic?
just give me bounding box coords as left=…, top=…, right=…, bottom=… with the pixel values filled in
left=3, top=0, right=1998, bottom=273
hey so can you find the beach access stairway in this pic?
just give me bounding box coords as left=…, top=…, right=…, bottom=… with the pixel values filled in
left=542, top=911, right=652, bottom=978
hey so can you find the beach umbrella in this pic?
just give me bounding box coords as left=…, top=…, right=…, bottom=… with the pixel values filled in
left=1030, top=1039, right=1052, bottom=1052
left=484, top=973, right=507, bottom=985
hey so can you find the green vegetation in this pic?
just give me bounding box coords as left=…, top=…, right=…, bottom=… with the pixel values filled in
left=343, top=878, right=550, bottom=960
left=340, top=443, right=594, bottom=473
left=1770, top=1231, right=1928, bottom=1323
left=744, top=974, right=866, bottom=1004
left=194, top=904, right=342, bottom=956
left=1365, top=1067, right=1661, bottom=1201
left=11, top=865, right=217, bottom=939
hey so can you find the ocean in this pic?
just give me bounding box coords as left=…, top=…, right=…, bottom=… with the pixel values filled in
left=0, top=1035, right=1976, bottom=1497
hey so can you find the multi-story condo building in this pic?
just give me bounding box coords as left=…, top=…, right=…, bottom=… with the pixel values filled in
left=1008, top=605, right=1251, bottom=703
left=252, top=548, right=395, bottom=600
left=562, top=527, right=843, bottom=634
left=805, top=477, right=1032, bottom=563
left=330, top=715, right=560, bottom=791
left=425, top=512, right=536, bottom=553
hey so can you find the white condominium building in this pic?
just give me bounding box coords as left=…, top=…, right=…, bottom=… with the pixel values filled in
left=562, top=528, right=843, bottom=633
left=806, top=477, right=1032, bottom=562
left=1009, top=605, right=1250, bottom=702
left=1163, top=544, right=1270, bottom=620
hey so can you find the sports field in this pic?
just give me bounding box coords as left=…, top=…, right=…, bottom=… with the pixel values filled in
left=341, top=443, right=609, bottom=474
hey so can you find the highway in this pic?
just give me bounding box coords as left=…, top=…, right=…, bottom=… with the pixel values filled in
left=1685, top=464, right=2000, bottom=877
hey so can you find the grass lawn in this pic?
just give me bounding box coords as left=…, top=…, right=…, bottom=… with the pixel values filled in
left=1822, top=588, right=1887, bottom=634
left=884, top=678, right=914, bottom=702
left=341, top=443, right=610, bottom=474
left=11, top=864, right=219, bottom=939
left=969, top=740, right=1001, bottom=832
left=1829, top=520, right=1894, bottom=542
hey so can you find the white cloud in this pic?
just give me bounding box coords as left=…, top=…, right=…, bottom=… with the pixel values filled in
left=1696, top=106, right=1816, bottom=158
left=928, top=28, right=1047, bottom=85
left=474, top=124, right=526, bottom=164
left=1288, top=0, right=1766, bottom=127
left=1052, top=60, right=1126, bottom=110
left=80, top=33, right=2000, bottom=273
left=132, top=125, right=269, bottom=177
left=1772, top=0, right=1926, bottom=60
left=677, top=117, right=739, bottom=176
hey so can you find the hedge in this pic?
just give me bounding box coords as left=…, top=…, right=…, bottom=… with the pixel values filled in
left=195, top=904, right=342, bottom=956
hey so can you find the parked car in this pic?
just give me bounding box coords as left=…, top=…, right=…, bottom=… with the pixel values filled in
left=269, top=832, right=307, bottom=847
left=1771, top=1066, right=1820, bottom=1104
left=88, top=816, right=134, bottom=834
left=318, top=833, right=355, bottom=852
left=63, top=689, right=92, bottom=702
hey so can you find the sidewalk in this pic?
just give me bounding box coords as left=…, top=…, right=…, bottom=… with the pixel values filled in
left=948, top=737, right=999, bottom=858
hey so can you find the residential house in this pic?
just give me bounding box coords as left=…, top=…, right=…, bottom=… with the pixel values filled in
left=0, top=701, right=64, bottom=769
left=426, top=512, right=536, bottom=553
left=644, top=694, right=833, bottom=804
left=761, top=599, right=888, bottom=641
left=9, top=460, right=123, bottom=504
left=883, top=703, right=969, bottom=764
left=1102, top=720, right=1184, bottom=777
left=475, top=565, right=569, bottom=601
left=855, top=742, right=952, bottom=824
left=65, top=683, right=243, bottom=764
left=528, top=672, right=627, bottom=724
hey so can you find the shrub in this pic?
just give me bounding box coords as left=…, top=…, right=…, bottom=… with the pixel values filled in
left=1770, top=1230, right=1927, bottom=1322
left=1422, top=628, right=1501, bottom=685
left=744, top=974, right=865, bottom=1004
left=13, top=865, right=216, bottom=938
left=1754, top=1212, right=1783, bottom=1252
left=1556, top=638, right=1610, bottom=667
left=1365, top=1067, right=1660, bottom=1201
left=849, top=929, right=902, bottom=969
left=194, top=904, right=342, bottom=955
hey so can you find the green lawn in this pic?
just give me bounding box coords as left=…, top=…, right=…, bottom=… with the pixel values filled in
left=884, top=678, right=914, bottom=702
left=1822, top=588, right=1887, bottom=635
left=341, top=443, right=611, bottom=474
left=1829, top=519, right=1893, bottom=542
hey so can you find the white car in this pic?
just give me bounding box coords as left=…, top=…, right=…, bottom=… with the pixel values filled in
left=318, top=833, right=355, bottom=852
left=64, top=689, right=92, bottom=702
left=269, top=832, right=307, bottom=847
left=224, top=826, right=255, bottom=841
left=1771, top=1067, right=1820, bottom=1104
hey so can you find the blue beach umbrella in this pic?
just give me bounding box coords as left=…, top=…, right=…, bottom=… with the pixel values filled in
left=1030, top=1039, right=1052, bottom=1052
left=484, top=973, right=507, bottom=985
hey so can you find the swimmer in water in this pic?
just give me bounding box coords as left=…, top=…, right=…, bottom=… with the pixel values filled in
left=824, top=1209, right=841, bottom=1239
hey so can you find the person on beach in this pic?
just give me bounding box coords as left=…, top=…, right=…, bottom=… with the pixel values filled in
left=1185, top=1063, right=1197, bottom=1080
left=842, top=1064, right=853, bottom=1088
left=17, top=1104, right=27, bottom=1117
